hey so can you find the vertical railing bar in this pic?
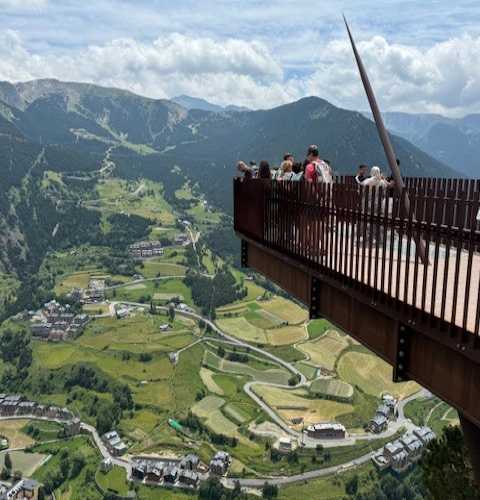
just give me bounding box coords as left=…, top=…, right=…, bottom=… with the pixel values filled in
left=462, top=189, right=479, bottom=334
left=450, top=189, right=467, bottom=332
left=440, top=189, right=454, bottom=324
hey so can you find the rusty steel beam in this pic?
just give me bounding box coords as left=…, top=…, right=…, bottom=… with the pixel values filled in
left=343, top=16, right=429, bottom=265
left=241, top=237, right=480, bottom=427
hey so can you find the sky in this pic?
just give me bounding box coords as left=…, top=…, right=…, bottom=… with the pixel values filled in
left=1, top=0, right=480, bottom=116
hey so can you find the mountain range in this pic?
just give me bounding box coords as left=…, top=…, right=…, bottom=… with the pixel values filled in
left=171, top=94, right=249, bottom=113
left=0, top=79, right=458, bottom=296
left=363, top=111, right=480, bottom=177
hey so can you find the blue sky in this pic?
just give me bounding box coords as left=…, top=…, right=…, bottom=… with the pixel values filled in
left=0, top=0, right=479, bottom=115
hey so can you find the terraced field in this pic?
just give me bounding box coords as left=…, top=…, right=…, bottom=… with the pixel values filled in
left=191, top=396, right=240, bottom=438
left=337, top=351, right=419, bottom=399
left=203, top=350, right=291, bottom=385
left=265, top=325, right=307, bottom=346
left=297, top=330, right=349, bottom=370
left=77, top=315, right=195, bottom=353
left=310, top=378, right=354, bottom=402
left=199, top=367, right=225, bottom=395
left=217, top=317, right=268, bottom=344
left=252, top=385, right=354, bottom=427
left=261, top=297, right=308, bottom=324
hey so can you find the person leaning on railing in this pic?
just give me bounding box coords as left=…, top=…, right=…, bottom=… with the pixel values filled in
left=236, top=160, right=253, bottom=180
left=304, top=145, right=334, bottom=184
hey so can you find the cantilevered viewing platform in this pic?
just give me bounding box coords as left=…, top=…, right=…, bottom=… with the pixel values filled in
left=234, top=176, right=480, bottom=480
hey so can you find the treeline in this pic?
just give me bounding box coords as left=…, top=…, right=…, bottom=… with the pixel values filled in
left=184, top=267, right=247, bottom=316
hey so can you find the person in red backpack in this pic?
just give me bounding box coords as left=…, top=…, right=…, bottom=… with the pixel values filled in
left=304, top=145, right=333, bottom=184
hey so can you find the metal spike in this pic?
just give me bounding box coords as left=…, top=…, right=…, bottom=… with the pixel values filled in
left=343, top=15, right=428, bottom=265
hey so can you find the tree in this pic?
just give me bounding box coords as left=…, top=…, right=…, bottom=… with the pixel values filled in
left=149, top=300, right=156, bottom=314
left=4, top=452, right=12, bottom=472
left=262, top=482, right=278, bottom=499
left=168, top=304, right=176, bottom=323
left=346, top=474, right=359, bottom=495
left=421, top=426, right=480, bottom=500
left=217, top=345, right=226, bottom=358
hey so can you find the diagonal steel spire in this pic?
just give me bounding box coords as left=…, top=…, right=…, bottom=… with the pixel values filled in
left=343, top=15, right=428, bottom=265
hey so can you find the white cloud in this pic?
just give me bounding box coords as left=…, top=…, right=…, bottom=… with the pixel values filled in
left=300, top=35, right=480, bottom=116
left=2, top=27, right=480, bottom=116
left=0, top=0, right=47, bottom=8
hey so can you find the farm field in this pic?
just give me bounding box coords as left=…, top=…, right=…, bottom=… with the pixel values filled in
left=261, top=297, right=308, bottom=324
left=337, top=351, right=420, bottom=399
left=217, top=316, right=268, bottom=344
left=199, top=367, right=224, bottom=395
left=108, top=278, right=192, bottom=305
left=265, top=325, right=307, bottom=346
left=253, top=385, right=354, bottom=427
left=0, top=420, right=35, bottom=448
left=297, top=330, right=350, bottom=370
left=0, top=450, right=47, bottom=476
left=137, top=259, right=186, bottom=278
left=204, top=350, right=291, bottom=385
left=191, top=396, right=240, bottom=439
left=55, top=269, right=104, bottom=295
left=294, top=361, right=318, bottom=379
left=95, top=178, right=175, bottom=225
left=310, top=378, right=354, bottom=401
left=307, top=319, right=332, bottom=340
left=33, top=341, right=174, bottom=386
left=77, top=315, right=196, bottom=353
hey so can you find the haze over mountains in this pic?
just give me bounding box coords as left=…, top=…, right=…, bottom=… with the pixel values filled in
left=371, top=112, right=480, bottom=178
left=0, top=79, right=458, bottom=296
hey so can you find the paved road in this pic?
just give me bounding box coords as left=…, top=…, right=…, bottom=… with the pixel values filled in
left=4, top=301, right=426, bottom=490
left=115, top=301, right=426, bottom=447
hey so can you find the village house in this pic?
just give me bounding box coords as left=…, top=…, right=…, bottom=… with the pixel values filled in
left=129, top=241, right=164, bottom=258
left=132, top=461, right=146, bottom=480
left=178, top=470, right=200, bottom=488
left=367, top=394, right=398, bottom=433
left=306, top=423, right=346, bottom=439
left=179, top=454, right=199, bottom=471
left=413, top=426, right=436, bottom=446
left=163, top=466, right=179, bottom=484
left=100, top=458, right=113, bottom=473
left=145, top=466, right=163, bottom=483
left=1, top=478, right=39, bottom=500
left=102, top=431, right=128, bottom=456
left=209, top=451, right=231, bottom=476
left=372, top=427, right=436, bottom=473
left=30, top=301, right=90, bottom=342
left=367, top=414, right=388, bottom=433
left=400, top=434, right=424, bottom=462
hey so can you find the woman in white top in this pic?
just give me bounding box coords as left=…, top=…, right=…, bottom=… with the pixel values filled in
left=361, top=166, right=388, bottom=188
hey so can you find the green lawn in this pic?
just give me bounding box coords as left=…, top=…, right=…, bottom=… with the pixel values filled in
left=96, top=466, right=131, bottom=496
left=137, top=259, right=186, bottom=278
left=307, top=318, right=332, bottom=340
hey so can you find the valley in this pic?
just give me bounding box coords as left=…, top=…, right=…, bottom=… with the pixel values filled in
left=0, top=166, right=456, bottom=499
